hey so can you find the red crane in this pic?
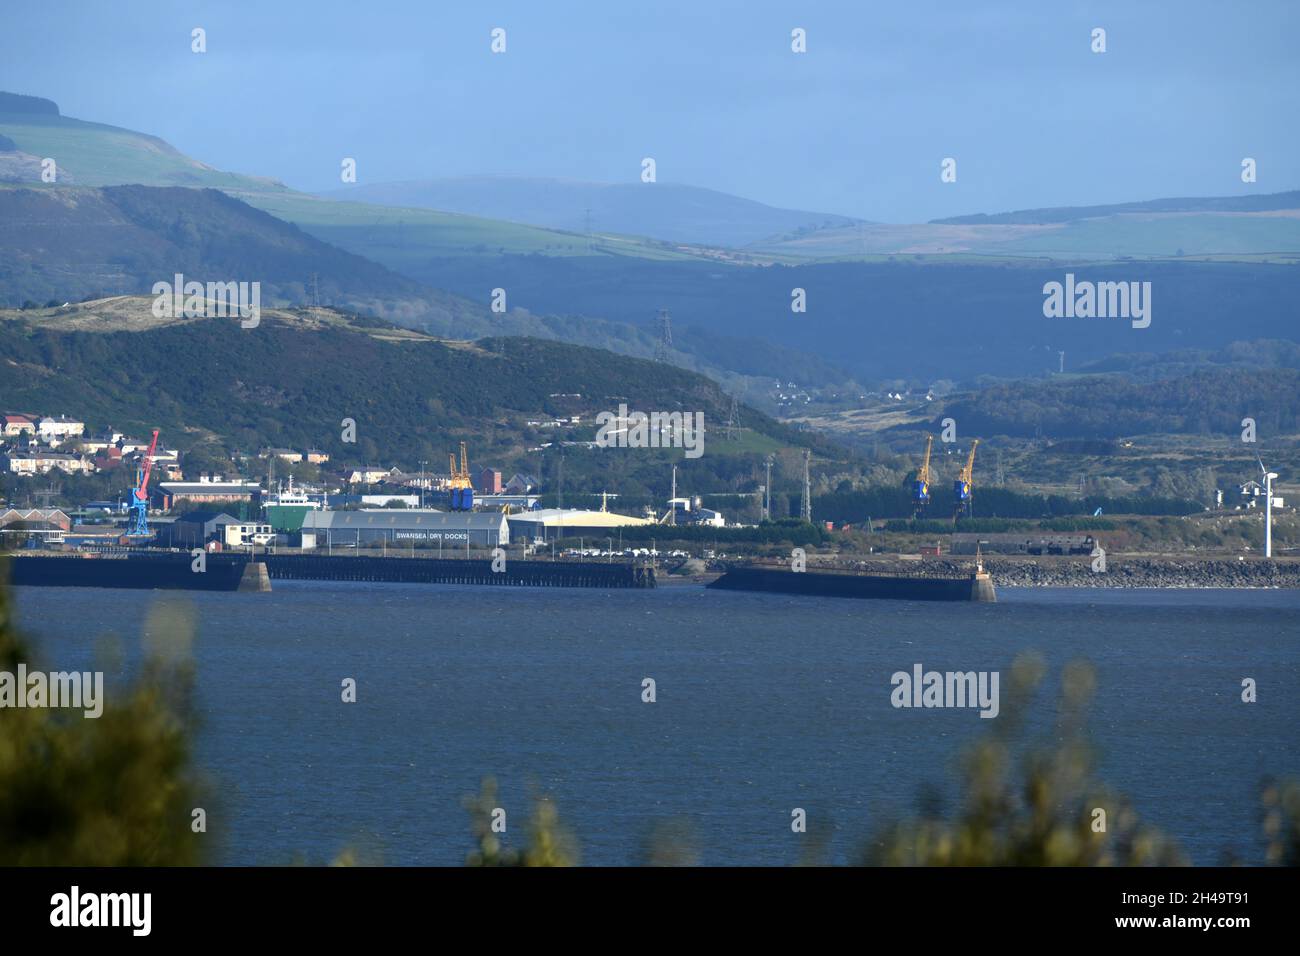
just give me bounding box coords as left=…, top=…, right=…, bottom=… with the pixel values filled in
left=125, top=429, right=160, bottom=537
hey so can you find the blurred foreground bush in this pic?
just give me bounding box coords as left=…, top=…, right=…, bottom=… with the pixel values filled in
left=463, top=777, right=577, bottom=866
left=0, top=569, right=205, bottom=865
left=863, top=653, right=1187, bottom=865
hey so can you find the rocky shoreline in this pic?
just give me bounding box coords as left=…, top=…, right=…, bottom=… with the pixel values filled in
left=845, top=556, right=1300, bottom=589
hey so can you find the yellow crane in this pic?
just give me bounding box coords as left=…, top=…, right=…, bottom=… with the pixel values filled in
left=954, top=439, right=980, bottom=518
left=912, top=434, right=934, bottom=516
left=448, top=441, right=474, bottom=510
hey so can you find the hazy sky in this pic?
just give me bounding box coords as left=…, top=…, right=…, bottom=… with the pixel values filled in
left=2, top=0, right=1297, bottom=221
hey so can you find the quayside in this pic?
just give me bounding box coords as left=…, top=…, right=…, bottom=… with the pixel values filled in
left=707, top=565, right=996, bottom=603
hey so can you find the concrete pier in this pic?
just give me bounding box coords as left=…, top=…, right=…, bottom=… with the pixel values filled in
left=238, top=562, right=272, bottom=592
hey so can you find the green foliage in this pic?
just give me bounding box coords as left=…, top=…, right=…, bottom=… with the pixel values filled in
left=942, top=368, right=1300, bottom=439
left=818, top=485, right=1199, bottom=525
left=863, top=655, right=1187, bottom=866
left=462, top=777, right=577, bottom=867
left=0, top=186, right=463, bottom=317
left=1261, top=779, right=1300, bottom=866
left=0, top=571, right=206, bottom=865
left=0, top=313, right=818, bottom=504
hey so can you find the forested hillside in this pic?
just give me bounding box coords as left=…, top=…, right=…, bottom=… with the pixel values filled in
left=937, top=368, right=1300, bottom=438
left=0, top=304, right=834, bottom=492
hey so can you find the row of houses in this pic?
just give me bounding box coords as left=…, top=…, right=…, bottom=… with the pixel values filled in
left=341, top=466, right=537, bottom=495
left=262, top=447, right=331, bottom=465
left=2, top=414, right=185, bottom=479
left=2, top=414, right=85, bottom=443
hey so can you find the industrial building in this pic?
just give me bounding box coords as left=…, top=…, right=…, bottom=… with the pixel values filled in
left=505, top=508, right=653, bottom=543
left=157, top=477, right=261, bottom=509
left=164, top=510, right=231, bottom=548
left=299, top=509, right=510, bottom=549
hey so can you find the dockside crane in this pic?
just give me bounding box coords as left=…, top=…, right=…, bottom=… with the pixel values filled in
left=448, top=441, right=475, bottom=511
left=912, top=434, right=934, bottom=517
left=954, top=439, right=980, bottom=520
left=125, top=429, right=160, bottom=538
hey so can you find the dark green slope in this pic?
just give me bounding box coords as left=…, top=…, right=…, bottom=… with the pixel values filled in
left=0, top=308, right=830, bottom=476
left=0, top=185, right=489, bottom=332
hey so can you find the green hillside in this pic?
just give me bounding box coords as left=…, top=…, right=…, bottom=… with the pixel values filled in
left=745, top=210, right=1300, bottom=262
left=319, top=175, right=865, bottom=249
left=0, top=298, right=830, bottom=496
left=0, top=93, right=712, bottom=265
left=933, top=191, right=1300, bottom=224
left=0, top=184, right=490, bottom=331
left=235, top=190, right=702, bottom=266
left=0, top=95, right=285, bottom=192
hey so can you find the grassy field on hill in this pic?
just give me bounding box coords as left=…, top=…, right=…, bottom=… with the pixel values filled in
left=0, top=113, right=286, bottom=192
left=235, top=190, right=703, bottom=265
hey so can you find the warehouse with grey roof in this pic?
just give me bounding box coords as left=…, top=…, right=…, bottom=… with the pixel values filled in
left=299, top=509, right=510, bottom=549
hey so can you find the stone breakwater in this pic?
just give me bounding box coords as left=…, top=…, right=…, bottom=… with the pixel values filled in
left=812, top=557, right=1300, bottom=589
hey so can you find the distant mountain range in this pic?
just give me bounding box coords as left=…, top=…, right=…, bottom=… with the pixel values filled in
left=0, top=183, right=856, bottom=397
left=321, top=176, right=866, bottom=249
left=2, top=90, right=1298, bottom=393
left=7, top=92, right=1296, bottom=265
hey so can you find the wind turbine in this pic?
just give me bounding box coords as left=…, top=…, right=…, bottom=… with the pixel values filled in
left=1259, top=458, right=1278, bottom=558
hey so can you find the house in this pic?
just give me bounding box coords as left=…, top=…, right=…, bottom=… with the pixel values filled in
left=93, top=447, right=124, bottom=471
left=505, top=473, right=539, bottom=494
left=2, top=414, right=36, bottom=437
left=476, top=467, right=503, bottom=494
left=36, top=416, right=85, bottom=443
left=117, top=437, right=155, bottom=455
left=80, top=435, right=120, bottom=455
left=344, top=466, right=395, bottom=485
left=304, top=449, right=331, bottom=464
left=265, top=447, right=303, bottom=463
left=2, top=451, right=96, bottom=476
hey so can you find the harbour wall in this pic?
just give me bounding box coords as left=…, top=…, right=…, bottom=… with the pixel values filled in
left=263, top=555, right=656, bottom=588
left=5, top=553, right=656, bottom=590
left=708, top=566, right=993, bottom=602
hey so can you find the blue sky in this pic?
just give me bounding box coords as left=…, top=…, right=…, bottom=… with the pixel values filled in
left=2, top=0, right=1297, bottom=221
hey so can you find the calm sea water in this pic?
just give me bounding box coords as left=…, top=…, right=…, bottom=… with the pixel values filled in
left=10, top=582, right=1300, bottom=866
